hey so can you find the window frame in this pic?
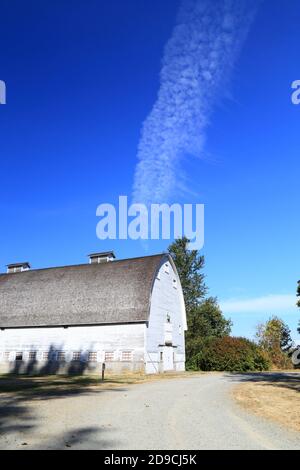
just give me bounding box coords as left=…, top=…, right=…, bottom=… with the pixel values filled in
left=15, top=352, right=23, bottom=361
left=72, top=352, right=81, bottom=361
left=104, top=351, right=114, bottom=362
left=42, top=351, right=50, bottom=361
left=4, top=351, right=10, bottom=362
left=121, top=350, right=133, bottom=362
left=57, top=351, right=66, bottom=362
left=28, top=351, right=37, bottom=360
left=88, top=351, right=98, bottom=362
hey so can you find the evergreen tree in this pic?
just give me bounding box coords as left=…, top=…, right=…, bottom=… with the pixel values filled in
left=168, top=237, right=232, bottom=365
left=187, top=297, right=232, bottom=339
left=185, top=297, right=232, bottom=362
left=168, top=236, right=207, bottom=314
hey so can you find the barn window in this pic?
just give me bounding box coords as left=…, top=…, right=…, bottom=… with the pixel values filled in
left=4, top=351, right=10, bottom=361
left=15, top=352, right=23, bottom=361
left=57, top=351, right=66, bottom=362
left=104, top=351, right=114, bottom=362
left=29, top=351, right=37, bottom=360
left=121, top=351, right=132, bottom=361
left=88, top=351, right=98, bottom=362
left=72, top=352, right=81, bottom=361
left=42, top=351, right=49, bottom=361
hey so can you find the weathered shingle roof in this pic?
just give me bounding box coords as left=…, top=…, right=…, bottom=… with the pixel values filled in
left=0, top=254, right=167, bottom=328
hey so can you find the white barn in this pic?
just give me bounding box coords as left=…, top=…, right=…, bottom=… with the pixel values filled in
left=0, top=252, right=187, bottom=375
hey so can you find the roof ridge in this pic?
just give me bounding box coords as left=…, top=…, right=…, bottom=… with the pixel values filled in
left=0, top=253, right=167, bottom=276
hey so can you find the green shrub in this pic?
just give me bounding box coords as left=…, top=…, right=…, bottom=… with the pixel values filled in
left=188, top=336, right=270, bottom=372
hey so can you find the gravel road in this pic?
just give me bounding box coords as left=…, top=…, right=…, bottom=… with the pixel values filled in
left=0, top=373, right=299, bottom=450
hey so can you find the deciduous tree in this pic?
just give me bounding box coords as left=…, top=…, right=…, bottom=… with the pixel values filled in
left=256, top=316, right=293, bottom=369
left=256, top=316, right=293, bottom=352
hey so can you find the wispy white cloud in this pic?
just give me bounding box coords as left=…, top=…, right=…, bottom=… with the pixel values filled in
left=220, top=294, right=298, bottom=314
left=132, top=0, right=258, bottom=204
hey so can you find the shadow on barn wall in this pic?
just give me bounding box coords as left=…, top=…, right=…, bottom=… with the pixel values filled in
left=7, top=345, right=94, bottom=376
left=3, top=344, right=144, bottom=376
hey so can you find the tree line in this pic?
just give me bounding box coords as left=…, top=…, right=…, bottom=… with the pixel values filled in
left=168, top=237, right=299, bottom=371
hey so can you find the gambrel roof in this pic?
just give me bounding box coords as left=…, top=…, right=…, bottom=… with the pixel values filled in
left=0, top=254, right=169, bottom=328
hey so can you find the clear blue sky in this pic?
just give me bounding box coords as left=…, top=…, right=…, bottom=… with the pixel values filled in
left=0, top=0, right=299, bottom=340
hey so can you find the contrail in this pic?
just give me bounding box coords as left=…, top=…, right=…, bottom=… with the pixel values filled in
left=132, top=0, right=258, bottom=205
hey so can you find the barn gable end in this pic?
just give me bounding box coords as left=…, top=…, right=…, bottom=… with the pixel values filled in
left=145, top=256, right=187, bottom=374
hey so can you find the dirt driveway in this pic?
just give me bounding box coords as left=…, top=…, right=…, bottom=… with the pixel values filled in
left=0, top=373, right=299, bottom=450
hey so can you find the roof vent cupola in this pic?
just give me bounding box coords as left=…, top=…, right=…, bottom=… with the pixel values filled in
left=7, top=262, right=31, bottom=274
left=88, top=251, right=116, bottom=264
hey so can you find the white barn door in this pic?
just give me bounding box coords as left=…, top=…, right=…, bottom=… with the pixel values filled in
left=163, top=346, right=174, bottom=371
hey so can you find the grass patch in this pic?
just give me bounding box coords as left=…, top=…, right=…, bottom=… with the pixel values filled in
left=0, top=370, right=202, bottom=397
left=233, top=372, right=300, bottom=433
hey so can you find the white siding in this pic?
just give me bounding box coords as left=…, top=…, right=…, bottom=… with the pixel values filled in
left=0, top=323, right=145, bottom=374
left=145, top=259, right=186, bottom=374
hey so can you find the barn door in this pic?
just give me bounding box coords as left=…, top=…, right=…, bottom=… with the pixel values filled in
left=163, top=346, right=174, bottom=371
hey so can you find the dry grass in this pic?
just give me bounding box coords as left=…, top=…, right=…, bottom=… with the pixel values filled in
left=0, top=370, right=203, bottom=397
left=233, top=373, right=300, bottom=432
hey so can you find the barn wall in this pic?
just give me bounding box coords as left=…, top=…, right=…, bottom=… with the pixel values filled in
left=145, top=259, right=186, bottom=374
left=0, top=323, right=146, bottom=375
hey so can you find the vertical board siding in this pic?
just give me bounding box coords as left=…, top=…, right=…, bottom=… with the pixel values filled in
left=145, top=260, right=186, bottom=373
